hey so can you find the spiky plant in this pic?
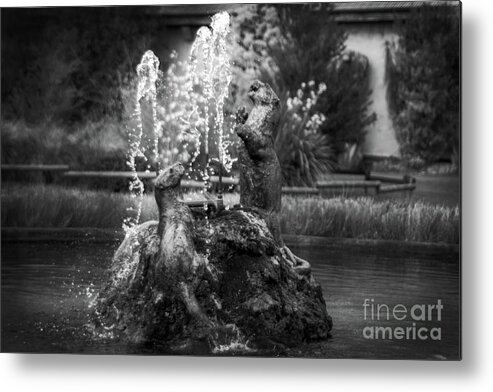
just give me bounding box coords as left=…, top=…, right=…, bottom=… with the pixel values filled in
left=275, top=82, right=335, bottom=187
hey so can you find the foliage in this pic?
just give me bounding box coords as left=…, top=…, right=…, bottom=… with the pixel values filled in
left=230, top=3, right=375, bottom=161
left=321, top=51, right=376, bottom=155
left=337, top=143, right=365, bottom=172
left=230, top=4, right=344, bottom=93
left=2, top=7, right=155, bottom=125
left=1, top=120, right=128, bottom=171
left=386, top=4, right=460, bottom=166
left=275, top=82, right=335, bottom=187
left=1, top=184, right=459, bottom=244
left=3, top=25, right=82, bottom=124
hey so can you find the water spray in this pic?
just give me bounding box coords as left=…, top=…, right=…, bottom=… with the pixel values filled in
left=125, top=12, right=233, bottom=229
left=123, top=50, right=160, bottom=232
left=186, top=11, right=234, bottom=201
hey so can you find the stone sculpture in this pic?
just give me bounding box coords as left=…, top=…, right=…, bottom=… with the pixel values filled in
left=236, top=80, right=311, bottom=275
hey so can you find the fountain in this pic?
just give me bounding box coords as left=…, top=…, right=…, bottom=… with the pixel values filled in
left=93, top=11, right=332, bottom=354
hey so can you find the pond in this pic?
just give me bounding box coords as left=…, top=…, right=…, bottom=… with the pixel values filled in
left=1, top=238, right=460, bottom=359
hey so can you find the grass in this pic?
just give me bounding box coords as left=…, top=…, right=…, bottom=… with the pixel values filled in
left=1, top=184, right=135, bottom=228
left=280, top=196, right=459, bottom=244
left=1, top=184, right=459, bottom=244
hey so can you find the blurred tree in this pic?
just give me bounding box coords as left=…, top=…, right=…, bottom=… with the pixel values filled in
left=386, top=4, right=460, bottom=166
left=1, top=7, right=156, bottom=125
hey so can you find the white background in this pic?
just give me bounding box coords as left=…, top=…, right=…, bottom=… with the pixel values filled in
left=0, top=0, right=490, bottom=391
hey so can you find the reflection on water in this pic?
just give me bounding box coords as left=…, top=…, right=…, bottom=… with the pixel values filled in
left=288, top=243, right=460, bottom=359
left=1, top=240, right=460, bottom=359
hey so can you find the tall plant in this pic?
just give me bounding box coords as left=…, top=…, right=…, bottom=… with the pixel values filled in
left=275, top=82, right=335, bottom=187
left=386, top=4, right=460, bottom=166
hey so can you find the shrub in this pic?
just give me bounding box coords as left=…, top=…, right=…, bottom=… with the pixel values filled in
left=386, top=4, right=460, bottom=166
left=275, top=82, right=335, bottom=187
left=321, top=51, right=375, bottom=156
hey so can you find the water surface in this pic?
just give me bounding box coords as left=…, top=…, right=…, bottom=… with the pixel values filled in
left=1, top=240, right=460, bottom=359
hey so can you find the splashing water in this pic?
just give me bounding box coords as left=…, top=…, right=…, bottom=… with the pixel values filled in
left=137, top=50, right=160, bottom=166
left=124, top=12, right=235, bottom=231
left=185, top=26, right=213, bottom=187
left=124, top=50, right=160, bottom=232
left=185, top=11, right=236, bottom=189
left=210, top=12, right=236, bottom=173
left=211, top=324, right=255, bottom=354
left=179, top=12, right=235, bottom=262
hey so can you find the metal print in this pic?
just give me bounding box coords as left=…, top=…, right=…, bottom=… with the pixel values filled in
left=1, top=2, right=461, bottom=359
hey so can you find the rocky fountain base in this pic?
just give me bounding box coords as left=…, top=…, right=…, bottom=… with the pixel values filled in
left=95, top=205, right=331, bottom=353
left=93, top=81, right=332, bottom=354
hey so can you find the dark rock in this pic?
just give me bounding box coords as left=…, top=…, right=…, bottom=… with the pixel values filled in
left=94, top=206, right=332, bottom=352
